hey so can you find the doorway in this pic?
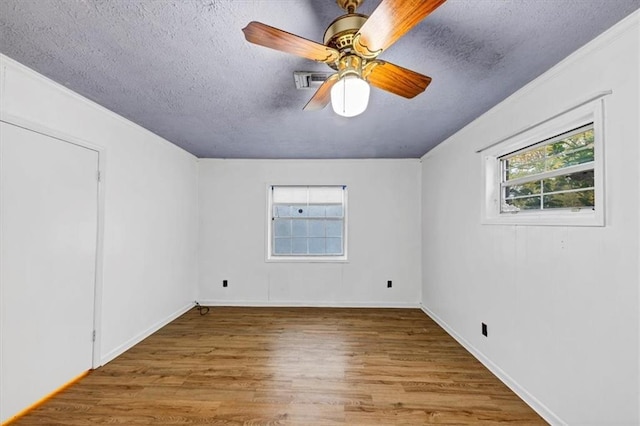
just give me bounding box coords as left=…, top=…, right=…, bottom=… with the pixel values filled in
left=0, top=121, right=100, bottom=421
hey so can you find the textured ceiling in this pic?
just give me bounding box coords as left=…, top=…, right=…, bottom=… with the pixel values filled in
left=1, top=0, right=638, bottom=159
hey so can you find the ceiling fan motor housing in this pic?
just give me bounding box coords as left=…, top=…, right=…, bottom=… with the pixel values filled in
left=323, top=14, right=368, bottom=55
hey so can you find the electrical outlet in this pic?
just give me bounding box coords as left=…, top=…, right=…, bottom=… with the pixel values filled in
left=387, top=280, right=392, bottom=288
left=482, top=322, right=488, bottom=337
left=223, top=280, right=228, bottom=288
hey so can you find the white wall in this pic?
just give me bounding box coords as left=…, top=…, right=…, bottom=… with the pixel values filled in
left=198, top=159, right=421, bottom=307
left=0, top=54, right=199, bottom=375
left=2, top=10, right=638, bottom=424
left=420, top=12, right=639, bottom=425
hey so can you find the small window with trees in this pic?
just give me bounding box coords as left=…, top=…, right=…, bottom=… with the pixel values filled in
left=267, top=185, right=347, bottom=261
left=482, top=97, right=605, bottom=226
left=501, top=124, right=594, bottom=212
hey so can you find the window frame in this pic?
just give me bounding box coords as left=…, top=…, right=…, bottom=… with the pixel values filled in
left=481, top=99, right=605, bottom=226
left=266, top=185, right=348, bottom=262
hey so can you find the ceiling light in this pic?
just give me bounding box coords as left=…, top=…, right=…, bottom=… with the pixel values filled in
left=330, top=74, right=370, bottom=117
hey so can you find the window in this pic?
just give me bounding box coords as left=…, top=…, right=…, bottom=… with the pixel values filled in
left=267, top=185, right=347, bottom=261
left=482, top=97, right=604, bottom=226
left=501, top=124, right=595, bottom=212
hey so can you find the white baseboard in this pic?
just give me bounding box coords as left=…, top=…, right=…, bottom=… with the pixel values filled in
left=419, top=304, right=565, bottom=426
left=197, top=300, right=419, bottom=309
left=99, top=302, right=194, bottom=366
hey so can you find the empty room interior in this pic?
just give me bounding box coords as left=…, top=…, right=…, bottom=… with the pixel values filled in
left=1, top=0, right=639, bottom=424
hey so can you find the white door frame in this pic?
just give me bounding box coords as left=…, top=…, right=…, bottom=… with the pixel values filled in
left=0, top=113, right=106, bottom=369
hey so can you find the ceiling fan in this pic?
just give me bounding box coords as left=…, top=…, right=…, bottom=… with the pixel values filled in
left=242, top=0, right=446, bottom=117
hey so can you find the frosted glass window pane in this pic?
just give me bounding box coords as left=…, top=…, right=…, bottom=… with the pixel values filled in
left=325, top=221, right=342, bottom=237
left=273, top=205, right=294, bottom=217
left=270, top=186, right=346, bottom=258
left=325, top=205, right=343, bottom=217
left=292, top=238, right=307, bottom=254
left=307, top=205, right=326, bottom=217
left=308, top=220, right=325, bottom=237
left=292, top=220, right=308, bottom=237
left=326, top=238, right=342, bottom=254
left=274, top=238, right=291, bottom=254
left=293, top=206, right=308, bottom=217
left=309, top=238, right=325, bottom=254
left=274, top=219, right=291, bottom=237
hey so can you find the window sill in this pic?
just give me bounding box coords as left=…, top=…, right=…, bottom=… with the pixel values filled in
left=266, top=255, right=348, bottom=263
left=481, top=209, right=604, bottom=227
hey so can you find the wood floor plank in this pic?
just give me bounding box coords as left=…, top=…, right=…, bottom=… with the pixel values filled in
left=12, top=307, right=546, bottom=425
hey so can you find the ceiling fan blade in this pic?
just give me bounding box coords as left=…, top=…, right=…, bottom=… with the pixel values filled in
left=353, top=0, right=447, bottom=57
left=242, top=21, right=340, bottom=63
left=364, top=60, right=432, bottom=98
left=303, top=74, right=339, bottom=111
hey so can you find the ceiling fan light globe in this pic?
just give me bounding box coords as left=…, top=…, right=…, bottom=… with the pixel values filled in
left=330, top=75, right=370, bottom=117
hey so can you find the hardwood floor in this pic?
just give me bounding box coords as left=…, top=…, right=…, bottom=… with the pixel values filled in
left=14, top=308, right=546, bottom=425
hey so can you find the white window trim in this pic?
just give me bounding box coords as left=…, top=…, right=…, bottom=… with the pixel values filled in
left=266, top=185, right=348, bottom=263
left=481, top=98, right=605, bottom=227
